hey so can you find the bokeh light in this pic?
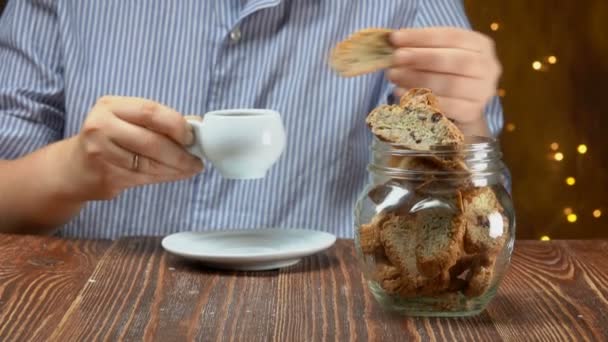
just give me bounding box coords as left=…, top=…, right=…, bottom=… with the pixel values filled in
left=554, top=152, right=564, bottom=161
left=577, top=144, right=588, bottom=154
left=547, top=56, right=558, bottom=64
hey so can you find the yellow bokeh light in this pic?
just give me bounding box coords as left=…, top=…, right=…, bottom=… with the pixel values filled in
left=490, top=22, right=500, bottom=31
left=554, top=152, right=564, bottom=161
left=532, top=61, right=543, bottom=70
left=593, top=210, right=602, bottom=218
left=577, top=144, right=588, bottom=154
left=540, top=236, right=551, bottom=241
left=566, top=177, right=576, bottom=186
left=563, top=207, right=573, bottom=215
left=550, top=142, right=559, bottom=151
left=567, top=214, right=578, bottom=223
left=506, top=123, right=516, bottom=132
left=497, top=88, right=506, bottom=97
left=548, top=56, right=557, bottom=64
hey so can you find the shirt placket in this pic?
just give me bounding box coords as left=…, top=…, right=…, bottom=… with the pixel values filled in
left=192, top=0, right=282, bottom=230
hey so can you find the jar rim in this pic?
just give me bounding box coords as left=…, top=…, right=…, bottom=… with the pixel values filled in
left=368, top=135, right=505, bottom=180
left=371, top=135, right=501, bottom=157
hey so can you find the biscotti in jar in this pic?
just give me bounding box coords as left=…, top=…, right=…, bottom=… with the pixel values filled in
left=354, top=136, right=515, bottom=317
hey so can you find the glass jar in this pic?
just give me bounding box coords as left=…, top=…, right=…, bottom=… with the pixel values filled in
left=354, top=136, right=515, bottom=317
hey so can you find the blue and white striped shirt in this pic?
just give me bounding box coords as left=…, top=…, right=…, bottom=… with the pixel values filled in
left=0, top=0, right=503, bottom=239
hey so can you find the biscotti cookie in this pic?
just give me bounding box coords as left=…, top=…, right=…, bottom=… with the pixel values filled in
left=464, top=261, right=495, bottom=298
left=374, top=256, right=405, bottom=295
left=358, top=213, right=388, bottom=254
left=380, top=214, right=452, bottom=297
left=399, top=88, right=441, bottom=110
left=462, top=187, right=509, bottom=256
left=380, top=214, right=420, bottom=295
left=366, top=90, right=464, bottom=150
left=329, top=28, right=395, bottom=77
left=366, top=105, right=464, bottom=150
left=414, top=209, right=466, bottom=278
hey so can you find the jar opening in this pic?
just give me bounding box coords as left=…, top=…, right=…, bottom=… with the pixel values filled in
left=369, top=136, right=505, bottom=180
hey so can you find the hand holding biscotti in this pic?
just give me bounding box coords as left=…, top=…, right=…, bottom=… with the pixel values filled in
left=330, top=27, right=501, bottom=135
left=387, top=28, right=502, bottom=125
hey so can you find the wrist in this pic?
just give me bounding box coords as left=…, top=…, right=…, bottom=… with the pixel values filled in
left=43, top=136, right=92, bottom=203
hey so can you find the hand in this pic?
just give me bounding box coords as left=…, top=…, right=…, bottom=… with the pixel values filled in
left=386, top=27, right=502, bottom=130
left=63, top=96, right=203, bottom=200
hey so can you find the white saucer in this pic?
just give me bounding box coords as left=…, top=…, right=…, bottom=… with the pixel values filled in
left=161, top=229, right=337, bottom=271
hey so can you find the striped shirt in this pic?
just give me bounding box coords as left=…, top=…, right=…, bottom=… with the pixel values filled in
left=0, top=0, right=503, bottom=239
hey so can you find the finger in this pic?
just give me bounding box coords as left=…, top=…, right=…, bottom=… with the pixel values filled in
left=390, top=28, right=494, bottom=54
left=392, top=48, right=490, bottom=79
left=433, top=96, right=486, bottom=123
left=391, top=87, right=483, bottom=123
left=386, top=67, right=493, bottom=102
left=184, top=115, right=203, bottom=122
left=141, top=169, right=201, bottom=186
left=99, top=112, right=203, bottom=173
left=133, top=153, right=203, bottom=176
left=394, top=87, right=407, bottom=98
left=95, top=96, right=193, bottom=146
left=110, top=161, right=199, bottom=190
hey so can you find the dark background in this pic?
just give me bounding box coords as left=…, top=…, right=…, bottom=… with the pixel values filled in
left=1, top=0, right=606, bottom=239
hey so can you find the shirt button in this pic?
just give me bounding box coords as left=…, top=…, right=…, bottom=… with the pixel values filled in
left=230, top=27, right=242, bottom=42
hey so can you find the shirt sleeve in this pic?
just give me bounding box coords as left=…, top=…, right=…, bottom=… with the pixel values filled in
left=413, top=0, right=504, bottom=137
left=0, top=0, right=65, bottom=160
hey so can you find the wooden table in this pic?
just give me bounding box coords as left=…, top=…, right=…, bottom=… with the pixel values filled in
left=0, top=235, right=606, bottom=341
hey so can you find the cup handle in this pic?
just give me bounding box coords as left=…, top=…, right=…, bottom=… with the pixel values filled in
left=186, top=118, right=205, bottom=160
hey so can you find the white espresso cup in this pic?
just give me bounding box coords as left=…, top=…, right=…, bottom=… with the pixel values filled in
left=186, top=109, right=286, bottom=179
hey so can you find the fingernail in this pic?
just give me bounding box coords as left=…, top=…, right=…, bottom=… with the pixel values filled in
left=389, top=30, right=405, bottom=44
left=385, top=68, right=399, bottom=82
left=185, top=127, right=194, bottom=146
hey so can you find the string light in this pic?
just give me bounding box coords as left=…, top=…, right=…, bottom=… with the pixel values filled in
left=497, top=88, right=506, bottom=97
left=567, top=214, right=578, bottom=223
left=490, top=22, right=500, bottom=31
left=547, top=56, right=558, bottom=64
left=550, top=142, right=559, bottom=151
left=577, top=144, right=588, bottom=154
left=593, top=210, right=602, bottom=218
left=532, top=61, right=543, bottom=70
left=554, top=152, right=564, bottom=161
left=506, top=123, right=516, bottom=132
left=540, top=236, right=551, bottom=241
left=563, top=207, right=573, bottom=215
left=566, top=177, right=576, bottom=186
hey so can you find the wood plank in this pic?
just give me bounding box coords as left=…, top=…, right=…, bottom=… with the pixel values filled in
left=271, top=240, right=504, bottom=342
left=50, top=237, right=164, bottom=341
left=487, top=240, right=608, bottom=341
left=49, top=238, right=505, bottom=341
left=49, top=236, right=282, bottom=341
left=0, top=234, right=110, bottom=341
left=41, top=237, right=608, bottom=341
